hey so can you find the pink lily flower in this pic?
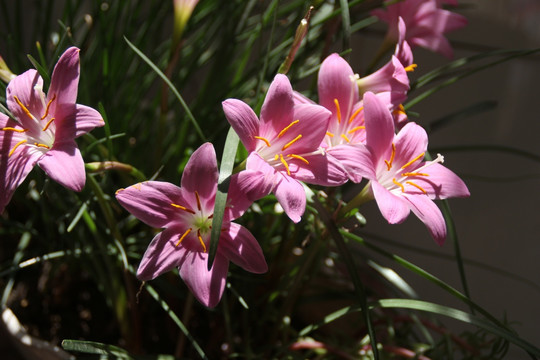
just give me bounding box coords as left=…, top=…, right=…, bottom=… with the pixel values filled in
left=359, top=92, right=470, bottom=244
left=0, top=47, right=104, bottom=212
left=222, top=74, right=347, bottom=223
left=115, top=143, right=268, bottom=308
left=372, top=0, right=467, bottom=58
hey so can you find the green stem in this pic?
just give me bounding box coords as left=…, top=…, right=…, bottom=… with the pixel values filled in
left=85, top=161, right=146, bottom=182
left=338, top=182, right=374, bottom=219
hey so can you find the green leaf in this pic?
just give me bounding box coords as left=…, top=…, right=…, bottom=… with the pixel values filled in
left=208, top=127, right=239, bottom=269
left=61, top=340, right=133, bottom=358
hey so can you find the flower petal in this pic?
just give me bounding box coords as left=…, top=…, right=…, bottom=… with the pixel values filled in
left=178, top=250, right=229, bottom=308
left=328, top=144, right=376, bottom=183
left=6, top=69, right=45, bottom=124
left=48, top=47, right=80, bottom=107
left=226, top=169, right=273, bottom=221
left=318, top=53, right=359, bottom=122
left=372, top=181, right=410, bottom=224
left=393, top=122, right=428, bottom=169
left=259, top=74, right=294, bottom=138
left=292, top=90, right=316, bottom=105
left=181, top=143, right=218, bottom=206
left=413, top=162, right=470, bottom=199
left=37, top=140, right=85, bottom=192
left=219, top=222, right=267, bottom=273
left=364, top=92, right=395, bottom=161
left=115, top=181, right=185, bottom=228
left=136, top=226, right=188, bottom=281
left=60, top=104, right=105, bottom=138
left=273, top=173, right=306, bottom=223
left=288, top=151, right=348, bottom=186
left=222, top=99, right=259, bottom=152
left=404, top=194, right=447, bottom=245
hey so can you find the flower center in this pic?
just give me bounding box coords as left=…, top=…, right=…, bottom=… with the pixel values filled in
left=325, top=98, right=365, bottom=147
left=170, top=191, right=212, bottom=252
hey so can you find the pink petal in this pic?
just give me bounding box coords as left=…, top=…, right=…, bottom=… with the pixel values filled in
left=115, top=181, right=185, bottom=228
left=328, top=144, right=376, bottom=183
left=178, top=250, right=229, bottom=308
left=69, top=104, right=105, bottom=138
left=393, top=122, right=428, bottom=169
left=412, top=162, right=470, bottom=199
left=318, top=53, right=359, bottom=122
left=372, top=181, right=410, bottom=224
left=226, top=169, right=273, bottom=221
left=48, top=47, right=80, bottom=108
left=278, top=103, right=330, bottom=154
left=181, top=143, right=218, bottom=206
left=292, top=90, right=316, bottom=105
left=136, top=226, right=189, bottom=281
left=273, top=173, right=306, bottom=223
left=357, top=56, right=409, bottom=107
left=222, top=99, right=259, bottom=152
left=6, top=70, right=45, bottom=124
left=259, top=74, right=294, bottom=138
left=288, top=151, right=348, bottom=187
left=219, top=222, right=267, bottom=273
left=404, top=194, right=447, bottom=245
left=37, top=140, right=85, bottom=191
left=363, top=92, right=395, bottom=161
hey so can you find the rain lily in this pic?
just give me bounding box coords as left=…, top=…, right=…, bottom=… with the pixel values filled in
left=0, top=47, right=104, bottom=213
left=372, top=0, right=467, bottom=58
left=222, top=74, right=347, bottom=223
left=353, top=92, right=470, bottom=244
left=115, top=143, right=268, bottom=308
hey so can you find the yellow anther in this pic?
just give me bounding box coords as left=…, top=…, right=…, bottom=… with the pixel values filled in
left=287, top=154, right=309, bottom=164
left=254, top=136, right=271, bottom=147
left=274, top=154, right=279, bottom=161
left=278, top=120, right=299, bottom=138
left=401, top=152, right=425, bottom=169
left=13, top=96, right=34, bottom=120
left=33, top=143, right=50, bottom=150
left=9, top=139, right=27, bottom=156
left=392, top=178, right=405, bottom=192
left=1, top=127, right=28, bottom=133
left=194, top=191, right=202, bottom=211
left=279, top=153, right=291, bottom=175
left=404, top=64, right=417, bottom=72
left=326, top=131, right=335, bottom=137
left=197, top=229, right=207, bottom=252
left=171, top=203, right=196, bottom=214
left=340, top=134, right=351, bottom=143
left=282, top=134, right=302, bottom=151
left=385, top=143, right=396, bottom=171
left=334, top=98, right=342, bottom=123
left=347, top=126, right=365, bottom=134
left=393, top=104, right=406, bottom=116
left=401, top=172, right=429, bottom=177
left=176, top=228, right=192, bottom=246
left=41, top=94, right=56, bottom=120
left=42, top=117, right=55, bottom=131
left=406, top=181, right=427, bottom=194
left=348, top=106, right=363, bottom=124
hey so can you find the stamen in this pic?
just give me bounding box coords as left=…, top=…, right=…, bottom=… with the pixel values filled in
left=274, top=154, right=279, bottom=161
left=288, top=154, right=309, bottom=164
left=9, top=139, right=27, bottom=156
left=384, top=143, right=396, bottom=171
left=401, top=172, right=429, bottom=177
left=282, top=134, right=302, bottom=151
left=42, top=117, right=55, bottom=131
left=33, top=143, right=50, bottom=150
left=392, top=178, right=405, bottom=192
left=197, top=230, right=207, bottom=252
left=348, top=106, right=363, bottom=124
left=334, top=98, right=342, bottom=123
left=279, top=153, right=291, bottom=175
left=404, top=64, right=417, bottom=72
left=401, top=152, right=425, bottom=169
left=171, top=203, right=196, bottom=214
left=347, top=126, right=365, bottom=134
left=326, top=131, right=335, bottom=137
left=1, top=127, right=28, bottom=133
left=194, top=191, right=202, bottom=211
left=208, top=214, right=213, bottom=219
left=176, top=228, right=192, bottom=246
left=278, top=120, right=299, bottom=138
left=340, top=134, right=351, bottom=143
left=406, top=181, right=427, bottom=194
left=254, top=136, right=271, bottom=147
left=393, top=104, right=406, bottom=116
left=13, top=96, right=34, bottom=120
left=41, top=94, right=56, bottom=120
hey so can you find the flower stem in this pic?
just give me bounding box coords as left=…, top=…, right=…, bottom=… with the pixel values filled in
left=338, top=182, right=374, bottom=219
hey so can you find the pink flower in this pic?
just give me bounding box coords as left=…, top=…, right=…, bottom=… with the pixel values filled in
left=116, top=143, right=268, bottom=308
left=372, top=0, right=467, bottom=58
left=359, top=92, right=469, bottom=244
left=223, top=74, right=347, bottom=223
left=0, top=47, right=104, bottom=212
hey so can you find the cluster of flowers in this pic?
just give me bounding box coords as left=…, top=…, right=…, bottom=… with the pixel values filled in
left=0, top=0, right=469, bottom=308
